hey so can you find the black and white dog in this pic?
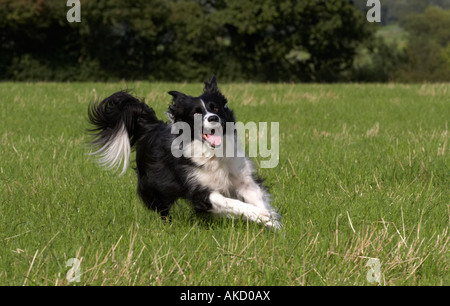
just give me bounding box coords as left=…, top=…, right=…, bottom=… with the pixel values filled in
left=88, top=77, right=281, bottom=230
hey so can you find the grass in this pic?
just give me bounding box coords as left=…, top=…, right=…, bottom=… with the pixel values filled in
left=0, top=82, right=449, bottom=286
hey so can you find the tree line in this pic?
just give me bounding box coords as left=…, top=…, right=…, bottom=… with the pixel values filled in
left=0, top=0, right=449, bottom=82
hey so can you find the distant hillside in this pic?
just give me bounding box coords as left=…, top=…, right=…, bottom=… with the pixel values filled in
left=353, top=0, right=450, bottom=25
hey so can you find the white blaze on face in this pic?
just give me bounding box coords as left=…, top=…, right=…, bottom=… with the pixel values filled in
left=200, top=99, right=222, bottom=148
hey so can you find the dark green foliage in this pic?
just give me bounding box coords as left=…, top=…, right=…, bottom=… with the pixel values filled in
left=1, top=1, right=448, bottom=82
left=0, top=0, right=372, bottom=82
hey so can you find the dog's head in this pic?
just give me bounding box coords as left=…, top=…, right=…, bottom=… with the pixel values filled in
left=168, top=76, right=235, bottom=149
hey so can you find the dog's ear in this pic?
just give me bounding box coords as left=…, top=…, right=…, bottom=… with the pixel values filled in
left=204, top=76, right=219, bottom=93
left=168, top=91, right=187, bottom=103
left=167, top=91, right=189, bottom=122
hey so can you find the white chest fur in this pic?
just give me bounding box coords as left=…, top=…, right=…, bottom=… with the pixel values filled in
left=188, top=154, right=252, bottom=197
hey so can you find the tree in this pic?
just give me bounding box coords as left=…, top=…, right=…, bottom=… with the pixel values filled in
left=397, top=6, right=450, bottom=81
left=177, top=0, right=372, bottom=82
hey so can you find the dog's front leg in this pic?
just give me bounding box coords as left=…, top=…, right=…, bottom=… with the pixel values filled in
left=234, top=177, right=281, bottom=226
left=208, top=192, right=280, bottom=230
left=235, top=178, right=271, bottom=210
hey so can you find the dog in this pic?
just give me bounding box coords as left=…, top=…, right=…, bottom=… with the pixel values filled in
left=87, top=77, right=281, bottom=230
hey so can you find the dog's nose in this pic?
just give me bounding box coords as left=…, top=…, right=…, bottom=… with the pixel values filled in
left=207, top=115, right=219, bottom=122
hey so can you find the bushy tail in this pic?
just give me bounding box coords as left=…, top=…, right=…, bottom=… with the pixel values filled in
left=87, top=91, right=159, bottom=175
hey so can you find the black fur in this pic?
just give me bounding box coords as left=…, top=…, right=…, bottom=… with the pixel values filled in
left=87, top=91, right=161, bottom=148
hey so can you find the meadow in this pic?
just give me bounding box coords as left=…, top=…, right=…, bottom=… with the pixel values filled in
left=0, top=82, right=448, bottom=286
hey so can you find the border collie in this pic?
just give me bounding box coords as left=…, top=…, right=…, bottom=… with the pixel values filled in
left=87, top=77, right=281, bottom=230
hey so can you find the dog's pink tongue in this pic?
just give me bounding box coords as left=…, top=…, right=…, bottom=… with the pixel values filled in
left=207, top=134, right=222, bottom=146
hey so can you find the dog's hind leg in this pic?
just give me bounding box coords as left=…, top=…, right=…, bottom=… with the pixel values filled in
left=137, top=187, right=175, bottom=221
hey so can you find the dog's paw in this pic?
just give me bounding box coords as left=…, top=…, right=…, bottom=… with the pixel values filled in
left=266, top=211, right=282, bottom=231
left=255, top=209, right=282, bottom=231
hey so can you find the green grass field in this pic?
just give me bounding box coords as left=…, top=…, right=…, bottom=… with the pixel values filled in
left=0, top=82, right=449, bottom=286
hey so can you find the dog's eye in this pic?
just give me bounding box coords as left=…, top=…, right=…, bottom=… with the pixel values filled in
left=209, top=103, right=219, bottom=112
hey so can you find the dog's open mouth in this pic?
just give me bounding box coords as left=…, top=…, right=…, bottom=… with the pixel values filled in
left=202, top=128, right=222, bottom=148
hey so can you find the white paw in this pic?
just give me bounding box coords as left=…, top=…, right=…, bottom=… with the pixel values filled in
left=255, top=209, right=282, bottom=231
left=267, top=211, right=282, bottom=231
